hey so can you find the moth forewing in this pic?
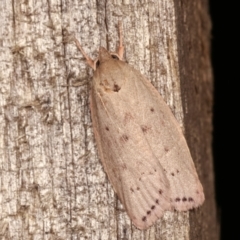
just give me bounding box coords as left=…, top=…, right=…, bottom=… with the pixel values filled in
left=74, top=23, right=204, bottom=230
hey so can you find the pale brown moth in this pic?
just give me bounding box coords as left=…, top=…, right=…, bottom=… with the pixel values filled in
left=74, top=22, right=204, bottom=230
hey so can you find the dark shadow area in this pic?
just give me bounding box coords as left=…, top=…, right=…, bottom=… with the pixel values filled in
left=209, top=1, right=238, bottom=239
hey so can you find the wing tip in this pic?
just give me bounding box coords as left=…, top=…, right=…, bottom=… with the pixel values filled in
left=131, top=189, right=205, bottom=230
left=171, top=190, right=205, bottom=211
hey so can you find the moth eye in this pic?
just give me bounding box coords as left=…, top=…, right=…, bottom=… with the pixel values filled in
left=96, top=60, right=100, bottom=67
left=111, top=54, right=119, bottom=60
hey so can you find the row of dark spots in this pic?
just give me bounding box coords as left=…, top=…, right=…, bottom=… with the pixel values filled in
left=142, top=204, right=158, bottom=222
left=105, top=128, right=130, bottom=144
left=142, top=190, right=162, bottom=222
left=171, top=169, right=180, bottom=176
left=130, top=187, right=134, bottom=193
left=105, top=109, right=153, bottom=133
left=130, top=186, right=140, bottom=193
left=175, top=197, right=194, bottom=202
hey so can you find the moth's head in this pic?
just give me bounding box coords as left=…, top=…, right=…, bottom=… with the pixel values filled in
left=93, top=47, right=120, bottom=70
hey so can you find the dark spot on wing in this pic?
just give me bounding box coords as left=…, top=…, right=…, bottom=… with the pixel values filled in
left=113, top=84, right=121, bottom=92
left=188, top=197, right=194, bottom=202
left=182, top=197, right=187, bottom=202
left=156, top=199, right=159, bottom=204
left=141, top=125, right=151, bottom=133
left=151, top=205, right=155, bottom=210
left=137, top=187, right=140, bottom=191
left=142, top=216, right=147, bottom=222
left=175, top=198, right=181, bottom=202
left=171, top=173, right=175, bottom=176
left=105, top=127, right=109, bottom=131
left=147, top=210, right=151, bottom=215
left=164, top=147, right=169, bottom=152
left=159, top=189, right=163, bottom=194
left=130, top=187, right=134, bottom=193
left=150, top=107, right=154, bottom=112
left=120, top=134, right=129, bottom=143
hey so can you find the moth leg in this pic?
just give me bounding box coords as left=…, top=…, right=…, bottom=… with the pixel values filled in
left=74, top=38, right=95, bottom=70
left=117, top=21, right=124, bottom=60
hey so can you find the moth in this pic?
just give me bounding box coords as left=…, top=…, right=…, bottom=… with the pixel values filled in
left=74, top=23, right=204, bottom=230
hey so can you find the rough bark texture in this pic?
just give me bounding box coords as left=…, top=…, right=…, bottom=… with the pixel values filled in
left=174, top=0, right=219, bottom=239
left=0, top=0, right=218, bottom=239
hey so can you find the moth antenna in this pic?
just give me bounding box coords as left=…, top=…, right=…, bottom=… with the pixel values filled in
left=74, top=38, right=95, bottom=70
left=118, top=21, right=124, bottom=60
